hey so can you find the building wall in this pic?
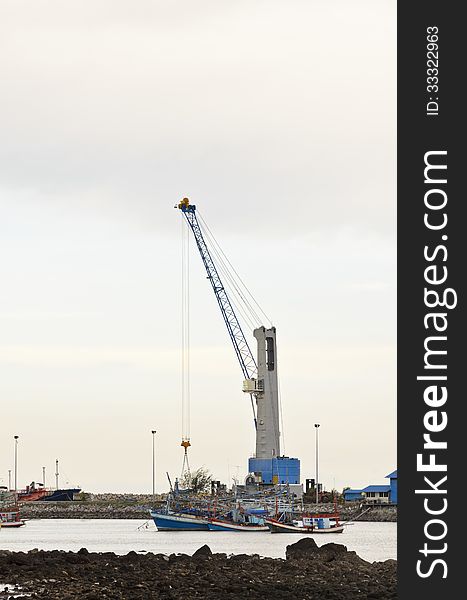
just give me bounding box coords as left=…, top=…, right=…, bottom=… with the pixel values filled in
left=362, top=491, right=390, bottom=504
left=248, top=457, right=300, bottom=484
left=390, top=477, right=398, bottom=504
left=343, top=490, right=363, bottom=502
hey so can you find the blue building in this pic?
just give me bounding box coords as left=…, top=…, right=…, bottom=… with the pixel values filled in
left=248, top=456, right=300, bottom=485
left=343, top=489, right=363, bottom=502
left=344, top=469, right=397, bottom=505
left=386, top=470, right=397, bottom=504
left=361, top=484, right=391, bottom=503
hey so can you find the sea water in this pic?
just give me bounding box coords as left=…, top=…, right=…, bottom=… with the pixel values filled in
left=0, top=519, right=396, bottom=563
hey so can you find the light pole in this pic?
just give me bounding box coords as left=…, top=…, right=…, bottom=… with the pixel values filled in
left=42, top=466, right=46, bottom=487
left=8, top=470, right=11, bottom=491
left=14, top=435, right=19, bottom=493
left=314, top=424, right=320, bottom=506
left=151, top=430, right=157, bottom=499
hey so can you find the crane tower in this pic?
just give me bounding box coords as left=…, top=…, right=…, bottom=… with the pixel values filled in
left=252, top=326, right=280, bottom=459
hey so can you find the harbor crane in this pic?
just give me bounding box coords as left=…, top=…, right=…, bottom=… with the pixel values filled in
left=176, top=198, right=300, bottom=485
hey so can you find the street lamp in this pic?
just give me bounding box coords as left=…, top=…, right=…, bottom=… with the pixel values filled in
left=314, top=424, right=320, bottom=506
left=151, top=430, right=157, bottom=499
left=8, top=470, right=11, bottom=491
left=14, top=435, right=19, bottom=493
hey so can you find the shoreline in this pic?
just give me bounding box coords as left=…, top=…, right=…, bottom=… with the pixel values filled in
left=0, top=539, right=397, bottom=599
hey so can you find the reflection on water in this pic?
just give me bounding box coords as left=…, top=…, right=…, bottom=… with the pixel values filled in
left=0, top=519, right=396, bottom=563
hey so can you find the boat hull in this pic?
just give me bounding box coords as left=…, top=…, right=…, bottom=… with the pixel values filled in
left=42, top=488, right=81, bottom=501
left=208, top=519, right=269, bottom=532
left=1, top=520, right=25, bottom=528
left=17, top=489, right=49, bottom=502
left=266, top=519, right=344, bottom=534
left=150, top=511, right=209, bottom=531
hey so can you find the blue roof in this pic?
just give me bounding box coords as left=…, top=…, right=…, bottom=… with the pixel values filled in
left=362, top=485, right=390, bottom=493
left=344, top=489, right=363, bottom=494
left=386, top=470, right=397, bottom=479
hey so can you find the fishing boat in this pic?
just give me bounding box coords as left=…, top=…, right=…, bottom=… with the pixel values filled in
left=266, top=514, right=344, bottom=534
left=208, top=518, right=269, bottom=532
left=0, top=487, right=25, bottom=528
left=150, top=510, right=209, bottom=531
left=0, top=510, right=25, bottom=528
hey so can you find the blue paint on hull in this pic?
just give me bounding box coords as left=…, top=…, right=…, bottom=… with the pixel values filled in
left=150, top=511, right=209, bottom=531
left=43, top=488, right=81, bottom=501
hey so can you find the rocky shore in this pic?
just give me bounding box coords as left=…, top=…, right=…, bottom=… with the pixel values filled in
left=0, top=539, right=397, bottom=599
left=20, top=496, right=396, bottom=522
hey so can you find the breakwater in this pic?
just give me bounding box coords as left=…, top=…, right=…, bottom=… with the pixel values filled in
left=20, top=494, right=163, bottom=520
left=0, top=538, right=396, bottom=599
left=303, top=503, right=397, bottom=523
left=20, top=496, right=396, bottom=522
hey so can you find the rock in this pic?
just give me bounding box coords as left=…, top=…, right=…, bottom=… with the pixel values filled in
left=285, top=537, right=319, bottom=559
left=192, top=544, right=212, bottom=559
left=122, top=551, right=139, bottom=562
left=317, top=542, right=358, bottom=563
left=0, top=546, right=397, bottom=599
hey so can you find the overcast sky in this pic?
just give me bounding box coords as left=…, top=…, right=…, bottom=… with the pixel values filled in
left=1, top=0, right=395, bottom=493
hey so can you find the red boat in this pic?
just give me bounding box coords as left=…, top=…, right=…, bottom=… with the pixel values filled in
left=17, top=482, right=49, bottom=502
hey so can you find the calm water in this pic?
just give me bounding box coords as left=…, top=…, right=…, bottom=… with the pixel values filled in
left=0, top=519, right=396, bottom=563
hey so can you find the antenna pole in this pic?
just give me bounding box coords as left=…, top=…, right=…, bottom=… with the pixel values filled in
left=14, top=435, right=19, bottom=493
left=151, top=430, right=157, bottom=498
left=314, top=424, right=320, bottom=507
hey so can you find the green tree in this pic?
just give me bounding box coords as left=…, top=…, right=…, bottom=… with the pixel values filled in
left=181, top=467, right=213, bottom=494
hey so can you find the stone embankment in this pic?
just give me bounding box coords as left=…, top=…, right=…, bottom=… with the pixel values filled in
left=303, top=503, right=397, bottom=523
left=0, top=539, right=397, bottom=599
left=20, top=494, right=163, bottom=521
left=20, top=495, right=396, bottom=522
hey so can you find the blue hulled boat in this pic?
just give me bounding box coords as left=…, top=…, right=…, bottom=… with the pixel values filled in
left=150, top=510, right=209, bottom=531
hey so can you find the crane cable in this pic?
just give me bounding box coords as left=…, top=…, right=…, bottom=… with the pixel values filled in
left=181, top=217, right=191, bottom=478
left=197, top=211, right=269, bottom=327
left=180, top=208, right=272, bottom=442
left=200, top=232, right=259, bottom=334
left=196, top=217, right=259, bottom=331
left=197, top=211, right=272, bottom=328
left=195, top=212, right=270, bottom=429
left=278, top=374, right=286, bottom=456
